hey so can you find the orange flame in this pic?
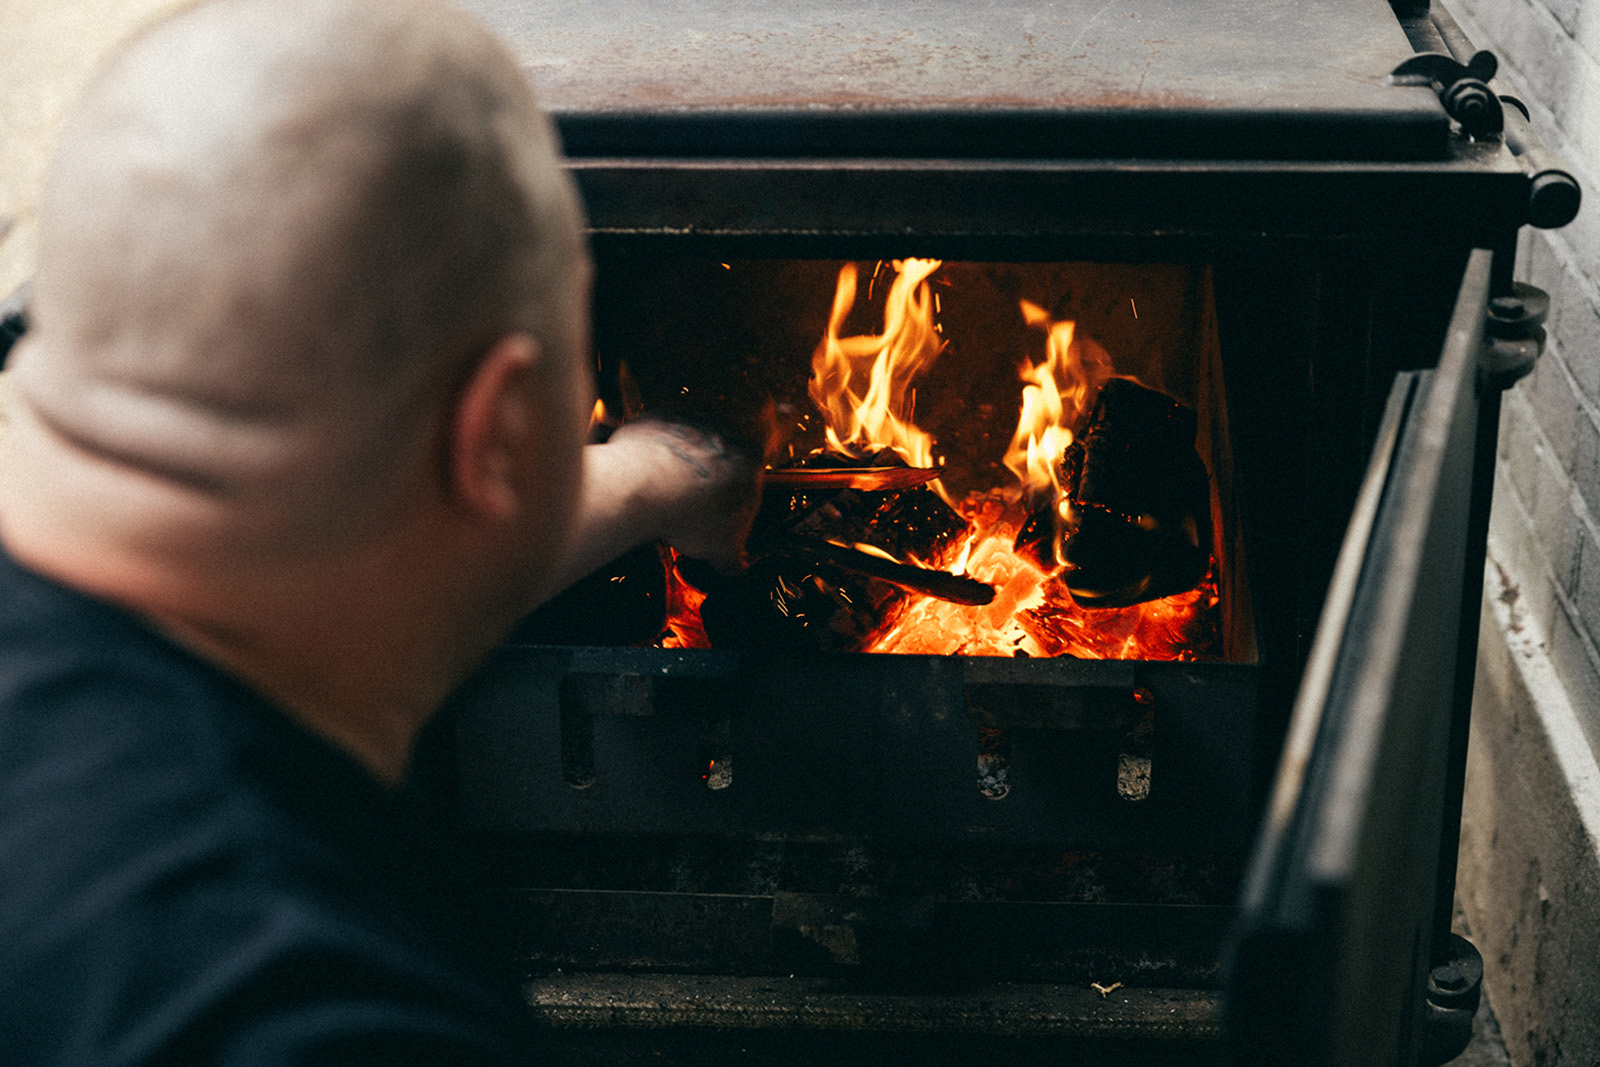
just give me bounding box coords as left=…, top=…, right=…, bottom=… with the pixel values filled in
left=860, top=297, right=1210, bottom=659
left=658, top=264, right=1219, bottom=663
left=659, top=547, right=710, bottom=650
left=809, top=259, right=945, bottom=468
left=1002, top=301, right=1112, bottom=500
left=866, top=494, right=1219, bottom=659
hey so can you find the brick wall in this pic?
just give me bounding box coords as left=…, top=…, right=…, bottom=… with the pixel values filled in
left=1447, top=0, right=1600, bottom=753
left=1444, top=3, right=1600, bottom=1064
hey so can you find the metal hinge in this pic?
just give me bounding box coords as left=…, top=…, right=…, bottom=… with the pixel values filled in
left=1479, top=281, right=1549, bottom=391
left=1390, top=50, right=1504, bottom=139
left=1419, top=932, right=1485, bottom=1066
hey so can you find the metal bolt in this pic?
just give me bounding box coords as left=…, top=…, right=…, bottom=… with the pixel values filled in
left=1433, top=965, right=1468, bottom=992
left=1489, top=296, right=1525, bottom=320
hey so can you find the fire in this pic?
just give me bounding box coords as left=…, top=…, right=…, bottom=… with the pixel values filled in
left=658, top=260, right=1220, bottom=662
left=658, top=547, right=709, bottom=649
left=1002, top=301, right=1111, bottom=500
left=868, top=495, right=1219, bottom=660
left=808, top=258, right=944, bottom=470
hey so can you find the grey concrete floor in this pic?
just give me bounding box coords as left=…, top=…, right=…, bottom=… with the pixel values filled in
left=1458, top=997, right=1514, bottom=1067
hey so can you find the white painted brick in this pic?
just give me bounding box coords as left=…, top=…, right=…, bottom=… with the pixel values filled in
left=1510, top=1, right=1580, bottom=109
left=1456, top=0, right=1537, bottom=62
left=1549, top=51, right=1600, bottom=180
left=1519, top=236, right=1600, bottom=413
left=1492, top=462, right=1561, bottom=636
left=1538, top=0, right=1582, bottom=37
left=1407, top=4, right=1600, bottom=711
left=1504, top=358, right=1568, bottom=470
left=1534, top=450, right=1582, bottom=594
left=1523, top=229, right=1567, bottom=302
left=1567, top=403, right=1600, bottom=523
left=1550, top=588, right=1600, bottom=719
left=1571, top=0, right=1600, bottom=70
left=1550, top=299, right=1600, bottom=414
left=1526, top=353, right=1580, bottom=471
left=1485, top=8, right=1600, bottom=174
left=1501, top=390, right=1547, bottom=510
left=1544, top=253, right=1600, bottom=363
left=1496, top=482, right=1558, bottom=634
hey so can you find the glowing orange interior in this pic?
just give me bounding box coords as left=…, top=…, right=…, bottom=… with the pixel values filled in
left=659, top=260, right=1221, bottom=661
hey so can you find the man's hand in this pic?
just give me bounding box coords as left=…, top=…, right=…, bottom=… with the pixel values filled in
left=600, top=418, right=761, bottom=573
left=541, top=417, right=761, bottom=604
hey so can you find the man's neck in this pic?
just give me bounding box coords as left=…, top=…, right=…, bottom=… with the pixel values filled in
left=0, top=405, right=499, bottom=788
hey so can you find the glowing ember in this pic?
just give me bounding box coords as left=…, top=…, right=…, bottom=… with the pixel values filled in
left=658, top=260, right=1221, bottom=662
left=867, top=491, right=1219, bottom=659
left=658, top=548, right=710, bottom=649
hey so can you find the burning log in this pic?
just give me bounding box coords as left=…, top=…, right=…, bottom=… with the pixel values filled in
left=687, top=555, right=902, bottom=652
left=772, top=448, right=964, bottom=553
left=674, top=448, right=978, bottom=651
left=1018, top=378, right=1212, bottom=609
left=762, top=466, right=944, bottom=492
left=766, top=534, right=994, bottom=606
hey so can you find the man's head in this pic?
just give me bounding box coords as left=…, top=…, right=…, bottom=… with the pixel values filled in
left=10, top=0, right=591, bottom=562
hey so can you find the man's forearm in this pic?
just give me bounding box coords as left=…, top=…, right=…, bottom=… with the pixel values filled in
left=546, top=440, right=665, bottom=593
left=537, top=421, right=760, bottom=606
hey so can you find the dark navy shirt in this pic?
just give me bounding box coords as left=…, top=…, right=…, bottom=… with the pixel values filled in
left=0, top=545, right=532, bottom=1065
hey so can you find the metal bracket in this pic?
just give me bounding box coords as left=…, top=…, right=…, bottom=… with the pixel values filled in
left=1390, top=51, right=1504, bottom=139
left=1479, top=281, right=1549, bottom=391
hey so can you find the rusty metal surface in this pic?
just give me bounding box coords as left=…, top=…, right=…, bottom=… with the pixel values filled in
left=500, top=888, right=1233, bottom=986
left=525, top=972, right=1224, bottom=1039
left=457, top=0, right=1447, bottom=160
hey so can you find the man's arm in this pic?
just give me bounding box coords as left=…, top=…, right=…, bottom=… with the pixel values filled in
left=544, top=418, right=761, bottom=600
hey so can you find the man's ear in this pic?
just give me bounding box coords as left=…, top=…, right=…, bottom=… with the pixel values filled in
left=449, top=332, right=541, bottom=523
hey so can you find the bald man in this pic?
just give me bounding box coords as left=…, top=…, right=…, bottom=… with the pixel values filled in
left=0, top=0, right=757, bottom=1063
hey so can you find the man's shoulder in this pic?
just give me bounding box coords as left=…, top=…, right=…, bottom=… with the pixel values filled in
left=0, top=542, right=364, bottom=950
left=0, top=541, right=265, bottom=819
left=0, top=548, right=533, bottom=1065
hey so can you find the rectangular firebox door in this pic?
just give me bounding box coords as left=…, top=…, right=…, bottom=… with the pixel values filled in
left=1227, top=248, right=1496, bottom=1067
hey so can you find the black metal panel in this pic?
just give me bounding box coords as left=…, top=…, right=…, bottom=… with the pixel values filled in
left=453, top=648, right=1260, bottom=850
left=459, top=0, right=1448, bottom=161
left=1227, top=249, right=1493, bottom=1066
left=568, top=155, right=1529, bottom=246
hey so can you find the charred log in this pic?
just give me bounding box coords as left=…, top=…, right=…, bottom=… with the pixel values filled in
left=767, top=534, right=994, bottom=605
left=691, top=557, right=901, bottom=652
left=685, top=450, right=974, bottom=650
left=1018, top=378, right=1212, bottom=609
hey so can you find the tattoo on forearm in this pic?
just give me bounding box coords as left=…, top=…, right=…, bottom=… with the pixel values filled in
left=652, top=424, right=726, bottom=480
left=661, top=441, right=711, bottom=479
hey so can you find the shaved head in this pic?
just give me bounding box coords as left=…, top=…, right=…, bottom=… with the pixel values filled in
left=11, top=0, right=590, bottom=549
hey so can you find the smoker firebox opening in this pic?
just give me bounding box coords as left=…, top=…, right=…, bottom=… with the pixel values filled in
left=521, top=259, right=1255, bottom=667
left=451, top=258, right=1277, bottom=1037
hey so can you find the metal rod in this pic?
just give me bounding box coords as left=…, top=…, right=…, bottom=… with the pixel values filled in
left=1428, top=5, right=1476, bottom=65
left=762, top=466, right=943, bottom=492
left=1430, top=390, right=1503, bottom=966
left=1396, top=9, right=1448, bottom=55
left=766, top=534, right=996, bottom=605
